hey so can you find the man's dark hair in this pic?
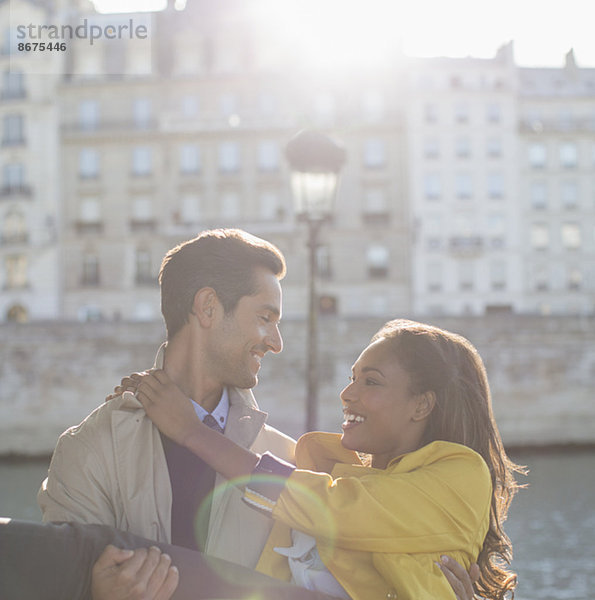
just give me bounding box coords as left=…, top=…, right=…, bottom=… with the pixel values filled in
left=159, top=228, right=286, bottom=339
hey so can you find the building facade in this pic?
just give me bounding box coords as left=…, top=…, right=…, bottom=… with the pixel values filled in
left=0, top=0, right=63, bottom=322
left=518, top=50, right=595, bottom=315
left=1, top=0, right=594, bottom=323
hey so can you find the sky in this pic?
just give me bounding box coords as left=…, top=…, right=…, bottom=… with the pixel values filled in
left=91, top=0, right=595, bottom=68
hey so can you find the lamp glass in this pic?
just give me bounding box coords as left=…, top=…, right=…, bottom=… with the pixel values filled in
left=290, top=171, right=338, bottom=220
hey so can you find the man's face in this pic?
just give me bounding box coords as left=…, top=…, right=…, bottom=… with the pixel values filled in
left=205, top=267, right=283, bottom=389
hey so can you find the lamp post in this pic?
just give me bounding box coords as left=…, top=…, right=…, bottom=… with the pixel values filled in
left=285, top=130, right=346, bottom=432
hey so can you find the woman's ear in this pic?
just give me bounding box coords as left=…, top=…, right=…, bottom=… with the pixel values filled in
left=413, top=390, right=436, bottom=422
left=192, top=287, right=218, bottom=327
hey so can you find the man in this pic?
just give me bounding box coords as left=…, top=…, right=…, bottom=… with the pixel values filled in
left=37, top=228, right=477, bottom=598
left=38, top=229, right=295, bottom=568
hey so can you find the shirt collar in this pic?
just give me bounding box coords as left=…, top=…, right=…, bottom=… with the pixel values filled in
left=190, top=387, right=229, bottom=431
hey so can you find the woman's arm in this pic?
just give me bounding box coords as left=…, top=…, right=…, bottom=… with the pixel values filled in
left=132, top=370, right=260, bottom=482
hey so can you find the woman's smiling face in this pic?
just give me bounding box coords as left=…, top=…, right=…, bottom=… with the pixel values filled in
left=340, top=338, right=426, bottom=469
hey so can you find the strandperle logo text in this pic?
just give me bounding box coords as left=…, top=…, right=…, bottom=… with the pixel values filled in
left=16, top=19, right=149, bottom=46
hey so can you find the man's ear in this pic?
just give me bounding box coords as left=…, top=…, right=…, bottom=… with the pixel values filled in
left=192, top=287, right=219, bottom=327
left=413, top=390, right=436, bottom=422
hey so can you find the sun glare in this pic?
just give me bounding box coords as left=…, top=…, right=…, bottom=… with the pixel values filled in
left=91, top=0, right=166, bottom=14
left=91, top=0, right=595, bottom=67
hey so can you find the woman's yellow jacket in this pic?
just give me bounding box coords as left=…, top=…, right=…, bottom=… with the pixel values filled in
left=254, top=433, right=491, bottom=600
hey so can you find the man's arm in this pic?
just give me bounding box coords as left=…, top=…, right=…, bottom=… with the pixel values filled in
left=38, top=423, right=117, bottom=526
left=0, top=519, right=338, bottom=600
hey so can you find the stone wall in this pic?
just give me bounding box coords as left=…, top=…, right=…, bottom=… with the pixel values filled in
left=1, top=315, right=594, bottom=455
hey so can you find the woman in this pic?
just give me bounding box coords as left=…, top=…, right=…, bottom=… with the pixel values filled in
left=131, top=319, right=524, bottom=600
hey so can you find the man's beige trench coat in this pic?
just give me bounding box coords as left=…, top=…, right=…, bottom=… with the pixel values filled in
left=38, top=346, right=296, bottom=569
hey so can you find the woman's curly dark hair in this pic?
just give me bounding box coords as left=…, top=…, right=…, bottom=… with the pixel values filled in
left=372, top=319, right=526, bottom=600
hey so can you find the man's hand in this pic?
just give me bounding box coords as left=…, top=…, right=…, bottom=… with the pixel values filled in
left=105, top=373, right=147, bottom=402
left=91, top=545, right=179, bottom=600
left=438, top=555, right=480, bottom=600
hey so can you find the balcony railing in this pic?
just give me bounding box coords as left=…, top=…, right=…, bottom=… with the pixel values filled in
left=449, top=236, right=483, bottom=256
left=0, top=233, right=29, bottom=245
left=75, top=221, right=104, bottom=235
left=0, top=185, right=33, bottom=198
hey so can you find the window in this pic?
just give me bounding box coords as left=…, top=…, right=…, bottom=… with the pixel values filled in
left=218, top=142, right=240, bottom=173
left=77, top=304, right=103, bottom=322
left=424, top=103, right=438, bottom=123
left=561, top=223, right=581, bottom=249
left=450, top=75, right=463, bottom=89
left=2, top=209, right=27, bottom=243
left=533, top=266, right=549, bottom=291
left=316, top=245, right=333, bottom=279
left=529, top=181, right=547, bottom=209
left=257, top=140, right=280, bottom=172
left=79, top=148, right=99, bottom=179
left=259, top=191, right=280, bottom=220
left=79, top=197, right=101, bottom=223
left=258, top=92, right=277, bottom=117
left=454, top=103, right=469, bottom=123
left=133, top=302, right=155, bottom=321
left=129, top=45, right=152, bottom=76
left=557, top=109, right=573, bottom=131
left=567, top=268, right=582, bottom=290
left=363, top=138, right=386, bottom=169
left=487, top=173, right=504, bottom=199
left=2, top=69, right=25, bottom=99
left=5, top=254, right=28, bottom=289
left=2, top=114, right=24, bottom=145
left=456, top=173, right=472, bottom=199
left=362, top=188, right=388, bottom=216
left=455, top=137, right=471, bottom=159
left=215, top=44, right=241, bottom=73
left=423, top=138, right=440, bottom=159
left=220, top=191, right=240, bottom=219
left=367, top=245, right=389, bottom=279
left=319, top=295, right=337, bottom=315
left=561, top=181, right=578, bottom=209
left=179, top=194, right=201, bottom=224
left=6, top=304, right=28, bottom=323
left=487, top=138, right=502, bottom=158
left=131, top=196, right=153, bottom=223
left=133, top=98, right=152, bottom=129
left=132, top=146, right=153, bottom=176
left=424, top=173, right=441, bottom=200
left=79, top=100, right=98, bottom=131
left=531, top=223, right=549, bottom=250
left=486, top=103, right=501, bottom=124
left=181, top=95, right=199, bottom=118
left=180, top=144, right=200, bottom=174
left=528, top=143, right=547, bottom=168
left=105, top=41, right=127, bottom=76
left=490, top=260, right=506, bottom=291
left=81, top=253, right=100, bottom=286
left=487, top=213, right=506, bottom=247
left=135, top=248, right=153, bottom=285
left=427, top=261, right=442, bottom=291
left=457, top=261, right=474, bottom=291
left=361, top=90, right=385, bottom=123
left=313, top=92, right=335, bottom=124
left=219, top=93, right=238, bottom=117
left=3, top=163, right=24, bottom=190
left=1, top=27, right=18, bottom=55
left=559, top=143, right=578, bottom=168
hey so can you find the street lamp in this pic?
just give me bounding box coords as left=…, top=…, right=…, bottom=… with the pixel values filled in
left=285, top=130, right=346, bottom=432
